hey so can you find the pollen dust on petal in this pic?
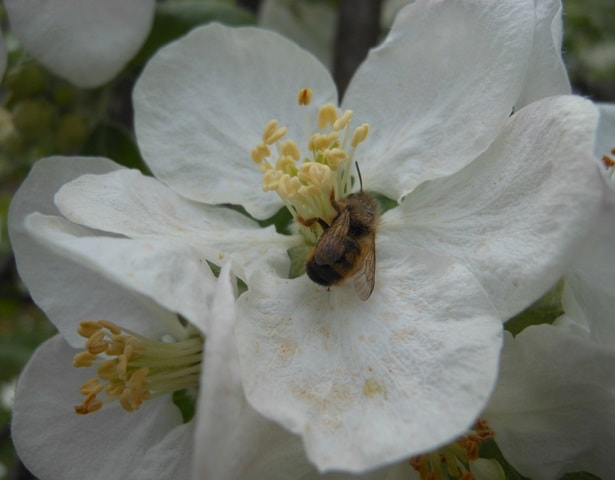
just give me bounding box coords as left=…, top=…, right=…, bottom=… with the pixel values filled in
left=363, top=377, right=386, bottom=398
left=278, top=337, right=299, bottom=363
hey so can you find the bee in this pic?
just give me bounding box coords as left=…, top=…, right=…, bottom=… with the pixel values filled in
left=299, top=163, right=378, bottom=300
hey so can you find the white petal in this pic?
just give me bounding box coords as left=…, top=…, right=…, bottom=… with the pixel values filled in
left=8, top=157, right=172, bottom=347
left=561, top=187, right=615, bottom=346
left=5, top=0, right=154, bottom=88
left=25, top=213, right=215, bottom=335
left=134, top=23, right=337, bottom=219
left=596, top=103, right=615, bottom=157
left=54, top=168, right=299, bottom=278
left=12, top=335, right=186, bottom=480
left=515, top=0, right=571, bottom=109
left=193, top=264, right=314, bottom=480
left=382, top=95, right=602, bottom=320
left=486, top=326, right=615, bottom=480
left=236, top=248, right=502, bottom=472
left=343, top=0, right=535, bottom=200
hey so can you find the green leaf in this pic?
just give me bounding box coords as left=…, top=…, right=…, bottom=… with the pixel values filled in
left=505, top=279, right=564, bottom=336
left=479, top=439, right=531, bottom=480
left=132, top=1, right=256, bottom=68
left=81, top=122, right=148, bottom=172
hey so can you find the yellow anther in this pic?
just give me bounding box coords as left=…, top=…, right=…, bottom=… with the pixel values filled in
left=324, top=148, right=348, bottom=169
left=97, top=359, right=118, bottom=380
left=317, top=103, right=338, bottom=129
left=298, top=87, right=313, bottom=106
left=86, top=331, right=108, bottom=355
left=262, top=168, right=283, bottom=191
left=298, top=162, right=332, bottom=190
left=309, top=132, right=339, bottom=151
left=73, top=351, right=98, bottom=367
left=265, top=126, right=288, bottom=145
left=75, top=392, right=103, bottom=415
left=278, top=175, right=301, bottom=199
left=275, top=156, right=297, bottom=175
left=262, top=120, right=279, bottom=143
left=280, top=139, right=301, bottom=160
left=351, top=123, right=370, bottom=148
left=251, top=143, right=271, bottom=163
left=78, top=321, right=103, bottom=338
left=333, top=109, right=353, bottom=130
left=98, top=320, right=122, bottom=335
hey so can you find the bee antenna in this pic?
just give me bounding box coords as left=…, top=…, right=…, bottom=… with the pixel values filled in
left=355, top=161, right=364, bottom=191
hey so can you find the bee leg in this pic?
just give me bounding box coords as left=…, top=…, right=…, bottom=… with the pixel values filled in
left=297, top=215, right=329, bottom=231
left=329, top=189, right=341, bottom=213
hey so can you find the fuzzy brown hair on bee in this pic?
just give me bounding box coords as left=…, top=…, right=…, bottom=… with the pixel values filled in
left=299, top=163, right=378, bottom=300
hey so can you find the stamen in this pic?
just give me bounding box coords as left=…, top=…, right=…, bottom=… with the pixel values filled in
left=601, top=146, right=615, bottom=188
left=409, top=419, right=498, bottom=480
left=297, top=87, right=312, bottom=106
left=250, top=88, right=371, bottom=242
left=73, top=320, right=203, bottom=415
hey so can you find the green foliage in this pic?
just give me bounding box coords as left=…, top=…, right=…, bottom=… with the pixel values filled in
left=505, top=280, right=564, bottom=336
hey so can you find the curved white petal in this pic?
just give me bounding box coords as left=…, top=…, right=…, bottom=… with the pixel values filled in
left=236, top=247, right=502, bottom=472
left=54, top=168, right=299, bottom=278
left=561, top=187, right=615, bottom=346
left=12, top=335, right=187, bottom=480
left=8, top=157, right=177, bottom=347
left=382, top=95, right=602, bottom=320
left=515, top=0, right=571, bottom=109
left=134, top=23, right=337, bottom=219
left=596, top=103, right=615, bottom=157
left=343, top=0, right=535, bottom=200
left=486, top=326, right=615, bottom=480
left=5, top=0, right=155, bottom=87
left=194, top=264, right=314, bottom=480
left=24, top=213, right=215, bottom=335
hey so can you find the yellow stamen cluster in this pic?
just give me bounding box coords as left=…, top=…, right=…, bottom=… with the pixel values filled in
left=409, top=420, right=497, bottom=480
left=251, top=87, right=370, bottom=243
left=73, top=320, right=203, bottom=414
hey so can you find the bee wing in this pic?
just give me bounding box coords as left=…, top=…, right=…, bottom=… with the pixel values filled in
left=313, top=208, right=351, bottom=265
left=354, top=232, right=376, bottom=301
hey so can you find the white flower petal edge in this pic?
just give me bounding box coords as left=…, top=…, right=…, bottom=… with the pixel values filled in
left=485, top=326, right=615, bottom=480
left=5, top=0, right=155, bottom=87
left=53, top=167, right=299, bottom=279
left=134, top=24, right=337, bottom=220
left=8, top=157, right=178, bottom=347
left=193, top=264, right=317, bottom=480
left=236, top=247, right=502, bottom=472
left=11, top=335, right=190, bottom=480
left=382, top=95, right=602, bottom=320
left=344, top=0, right=535, bottom=200
left=515, top=0, right=571, bottom=109
left=23, top=213, right=215, bottom=336
left=595, top=103, right=615, bottom=158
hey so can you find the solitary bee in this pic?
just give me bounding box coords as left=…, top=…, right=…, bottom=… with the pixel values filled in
left=300, top=164, right=379, bottom=300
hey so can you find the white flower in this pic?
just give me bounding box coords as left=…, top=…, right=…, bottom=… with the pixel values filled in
left=4, top=0, right=155, bottom=87
left=12, top=0, right=603, bottom=473
left=484, top=106, right=615, bottom=480
left=9, top=162, right=316, bottom=479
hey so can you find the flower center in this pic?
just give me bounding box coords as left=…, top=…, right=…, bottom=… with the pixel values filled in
left=409, top=420, right=498, bottom=480
left=72, top=320, right=203, bottom=415
left=251, top=87, right=370, bottom=244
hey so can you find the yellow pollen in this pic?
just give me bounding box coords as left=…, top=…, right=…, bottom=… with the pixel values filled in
left=333, top=109, right=353, bottom=130
left=351, top=124, right=370, bottom=148
left=317, top=103, right=338, bottom=129
left=297, top=87, right=312, bottom=106
left=410, top=419, right=497, bottom=480
left=250, top=88, right=371, bottom=242
left=73, top=320, right=203, bottom=415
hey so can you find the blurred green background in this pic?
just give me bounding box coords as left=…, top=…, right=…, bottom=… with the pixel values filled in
left=0, top=0, right=614, bottom=478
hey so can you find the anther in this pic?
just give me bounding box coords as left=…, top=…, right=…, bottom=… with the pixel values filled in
left=298, top=87, right=312, bottom=106
left=351, top=124, right=369, bottom=148
left=317, top=104, right=338, bottom=129
left=333, top=110, right=353, bottom=130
